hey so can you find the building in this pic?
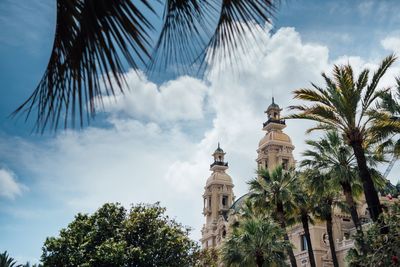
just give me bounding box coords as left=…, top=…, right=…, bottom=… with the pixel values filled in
left=200, top=143, right=235, bottom=249
left=200, top=98, right=386, bottom=266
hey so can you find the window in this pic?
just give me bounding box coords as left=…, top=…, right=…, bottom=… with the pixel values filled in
left=300, top=234, right=308, bottom=251
left=222, top=195, right=228, bottom=207
left=282, top=159, right=289, bottom=170
left=344, top=232, right=350, bottom=239
left=208, top=197, right=212, bottom=208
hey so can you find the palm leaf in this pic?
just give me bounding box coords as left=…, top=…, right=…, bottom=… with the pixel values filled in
left=14, top=0, right=280, bottom=131
left=13, top=0, right=155, bottom=131
left=149, top=0, right=214, bottom=73
left=200, top=0, right=279, bottom=69
left=363, top=54, right=396, bottom=110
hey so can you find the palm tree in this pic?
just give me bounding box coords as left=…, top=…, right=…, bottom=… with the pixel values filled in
left=248, top=166, right=298, bottom=267
left=0, top=251, right=22, bottom=267
left=220, top=215, right=289, bottom=267
left=288, top=54, right=399, bottom=222
left=301, top=131, right=364, bottom=235
left=12, top=0, right=280, bottom=130
left=303, top=170, right=341, bottom=267
left=291, top=173, right=316, bottom=267
left=376, top=77, right=400, bottom=164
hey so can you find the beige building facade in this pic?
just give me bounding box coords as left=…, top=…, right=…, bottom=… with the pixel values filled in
left=200, top=99, right=376, bottom=266
left=200, top=144, right=235, bottom=249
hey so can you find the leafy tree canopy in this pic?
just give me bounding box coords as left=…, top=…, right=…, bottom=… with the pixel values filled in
left=347, top=202, right=400, bottom=266
left=41, top=202, right=199, bottom=267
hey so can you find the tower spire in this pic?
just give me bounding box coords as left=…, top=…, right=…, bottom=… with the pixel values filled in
left=201, top=145, right=235, bottom=249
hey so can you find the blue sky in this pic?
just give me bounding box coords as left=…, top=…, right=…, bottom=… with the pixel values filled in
left=1, top=0, right=400, bottom=264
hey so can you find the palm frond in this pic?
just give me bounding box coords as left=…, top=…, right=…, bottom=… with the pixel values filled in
left=15, top=0, right=280, bottom=131
left=201, top=0, right=279, bottom=68
left=363, top=54, right=397, bottom=110
left=13, top=0, right=155, bottom=131
left=149, top=0, right=214, bottom=73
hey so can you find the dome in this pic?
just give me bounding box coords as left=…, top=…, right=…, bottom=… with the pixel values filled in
left=214, top=142, right=224, bottom=153
left=267, top=102, right=280, bottom=110
left=258, top=131, right=292, bottom=147
left=266, top=97, right=280, bottom=111
left=206, top=171, right=233, bottom=186
left=230, top=193, right=248, bottom=212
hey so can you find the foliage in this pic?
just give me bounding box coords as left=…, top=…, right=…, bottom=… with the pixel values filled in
left=376, top=77, right=400, bottom=158
left=14, top=0, right=280, bottom=130
left=248, top=166, right=298, bottom=267
left=0, top=251, right=21, bottom=267
left=347, top=203, right=400, bottom=267
left=41, top=202, right=199, bottom=267
left=220, top=206, right=289, bottom=267
left=288, top=54, right=399, bottom=222
left=309, top=171, right=343, bottom=267
left=194, top=248, right=219, bottom=267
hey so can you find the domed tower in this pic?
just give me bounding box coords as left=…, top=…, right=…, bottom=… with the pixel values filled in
left=200, top=143, right=235, bottom=249
left=257, top=98, right=295, bottom=171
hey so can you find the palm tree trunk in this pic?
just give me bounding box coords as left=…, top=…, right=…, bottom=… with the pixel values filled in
left=300, top=210, right=316, bottom=267
left=326, top=214, right=339, bottom=267
left=256, top=252, right=264, bottom=267
left=341, top=182, right=366, bottom=254
left=350, top=140, right=383, bottom=222
left=277, top=202, right=298, bottom=267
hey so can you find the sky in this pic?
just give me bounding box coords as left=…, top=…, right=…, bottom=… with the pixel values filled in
left=1, top=0, right=400, bottom=264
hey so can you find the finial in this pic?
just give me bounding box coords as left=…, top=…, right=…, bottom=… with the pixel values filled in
left=272, top=97, right=275, bottom=104
left=218, top=142, right=220, bottom=149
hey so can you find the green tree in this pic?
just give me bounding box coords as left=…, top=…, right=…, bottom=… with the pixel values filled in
left=376, top=77, right=400, bottom=168
left=248, top=166, right=298, bottom=267
left=194, top=248, right=219, bottom=267
left=347, top=203, right=400, bottom=267
left=220, top=212, right=289, bottom=267
left=301, top=131, right=364, bottom=238
left=0, top=251, right=21, bottom=267
left=41, top=202, right=199, bottom=267
left=291, top=173, right=316, bottom=267
left=303, top=170, right=341, bottom=267
left=13, top=0, right=279, bottom=130
left=289, top=54, right=398, bottom=222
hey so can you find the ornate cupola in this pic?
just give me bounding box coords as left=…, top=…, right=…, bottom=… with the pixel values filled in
left=210, top=143, right=228, bottom=170
left=263, top=97, right=286, bottom=131
left=201, top=143, right=235, bottom=249
left=257, top=98, right=295, bottom=171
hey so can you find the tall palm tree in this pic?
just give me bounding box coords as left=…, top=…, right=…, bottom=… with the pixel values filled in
left=0, top=251, right=22, bottom=267
left=12, top=0, right=280, bottom=130
left=291, top=173, right=316, bottom=267
left=288, top=54, right=399, bottom=222
left=303, top=170, right=341, bottom=267
left=248, top=166, right=298, bottom=267
left=301, top=131, right=364, bottom=235
left=220, top=215, right=289, bottom=267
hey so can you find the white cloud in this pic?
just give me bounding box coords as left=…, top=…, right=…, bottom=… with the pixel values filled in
left=381, top=36, right=400, bottom=54
left=103, top=71, right=209, bottom=122
left=0, top=169, right=26, bottom=199
left=2, top=26, right=400, bottom=258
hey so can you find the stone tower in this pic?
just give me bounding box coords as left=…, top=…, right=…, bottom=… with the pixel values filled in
left=257, top=98, right=295, bottom=171
left=200, top=144, right=235, bottom=249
